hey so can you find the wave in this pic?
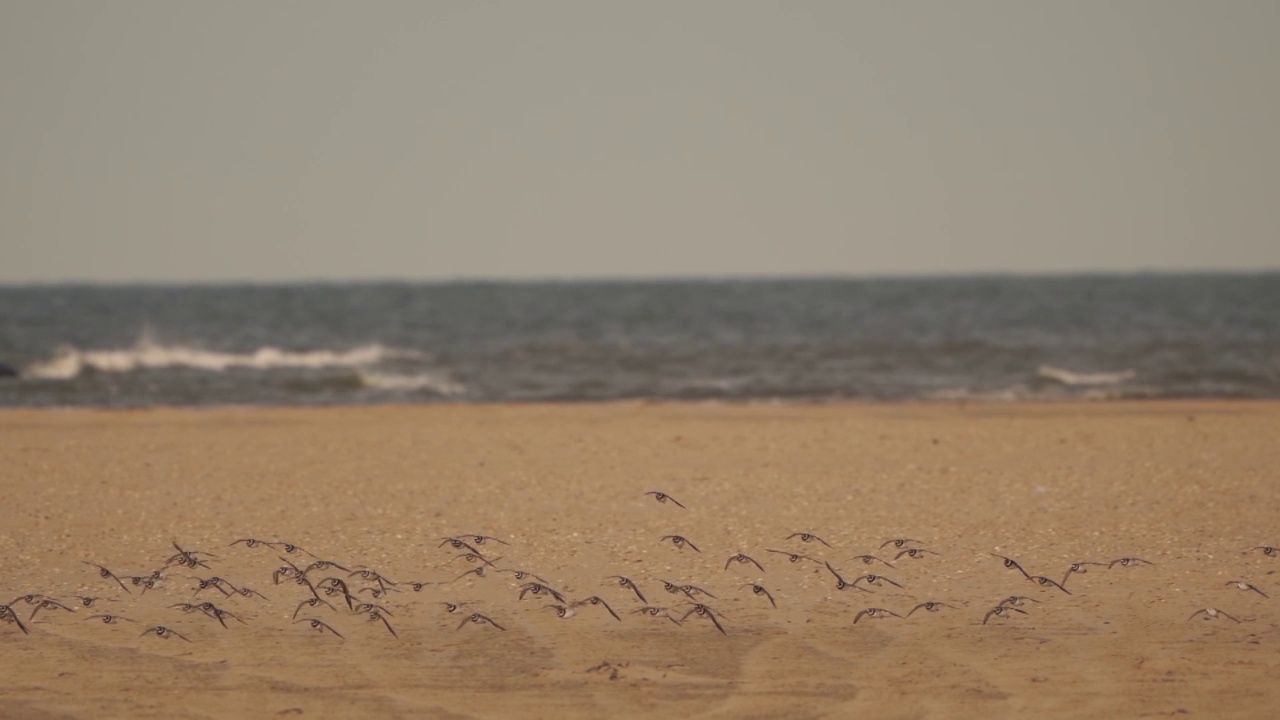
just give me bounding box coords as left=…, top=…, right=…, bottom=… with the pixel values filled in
left=1036, top=365, right=1136, bottom=387
left=357, top=370, right=465, bottom=396
left=24, top=338, right=422, bottom=380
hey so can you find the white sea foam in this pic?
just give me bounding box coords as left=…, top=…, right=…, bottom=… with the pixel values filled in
left=358, top=370, right=465, bottom=396
left=25, top=337, right=422, bottom=380
left=1037, top=365, right=1136, bottom=386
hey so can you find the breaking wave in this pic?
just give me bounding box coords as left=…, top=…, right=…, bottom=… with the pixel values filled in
left=25, top=337, right=421, bottom=380
left=1036, top=365, right=1136, bottom=386
left=357, top=370, right=466, bottom=396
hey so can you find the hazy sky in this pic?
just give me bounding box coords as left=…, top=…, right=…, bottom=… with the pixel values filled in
left=2, top=1, right=1278, bottom=283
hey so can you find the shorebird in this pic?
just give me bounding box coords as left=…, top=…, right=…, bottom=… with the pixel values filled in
left=293, top=597, right=336, bottom=620
left=518, top=582, right=566, bottom=604
left=497, top=568, right=550, bottom=585
left=906, top=602, right=957, bottom=617
left=852, top=574, right=905, bottom=590
left=788, top=532, right=833, bottom=548
left=295, top=617, right=343, bottom=638
left=457, top=613, right=505, bottom=631
left=572, top=596, right=621, bottom=621
left=447, top=553, right=500, bottom=567
left=894, top=548, right=939, bottom=561
left=546, top=604, right=577, bottom=619
left=439, top=537, right=484, bottom=556
left=1108, top=557, right=1154, bottom=568
left=660, top=535, right=701, bottom=552
left=606, top=576, right=647, bottom=604
left=880, top=538, right=923, bottom=549
left=765, top=549, right=821, bottom=565
left=364, top=610, right=398, bottom=638
left=1, top=605, right=29, bottom=634
left=991, top=554, right=1032, bottom=580
left=188, top=576, right=238, bottom=597
left=853, top=607, right=903, bottom=623
left=724, top=553, right=765, bottom=572
left=28, top=598, right=75, bottom=621
left=85, top=614, right=133, bottom=624
left=165, top=542, right=216, bottom=569
left=83, top=562, right=131, bottom=593
left=678, top=604, right=727, bottom=634
left=142, top=625, right=190, bottom=641
left=302, top=560, right=351, bottom=576
left=1188, top=607, right=1240, bottom=623
left=1028, top=575, right=1071, bottom=594
left=983, top=606, right=1028, bottom=625
left=631, top=606, right=682, bottom=625
left=1061, top=561, right=1108, bottom=587
left=1225, top=581, right=1268, bottom=598
left=740, top=583, right=777, bottom=608
left=451, top=534, right=509, bottom=546
left=823, top=562, right=873, bottom=593
left=349, top=568, right=398, bottom=590
left=268, top=541, right=317, bottom=558
left=644, top=491, right=686, bottom=508
left=448, top=567, right=488, bottom=583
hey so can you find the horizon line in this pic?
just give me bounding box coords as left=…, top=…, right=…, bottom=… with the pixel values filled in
left=4, top=267, right=1280, bottom=289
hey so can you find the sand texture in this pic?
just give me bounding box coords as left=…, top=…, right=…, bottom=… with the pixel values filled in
left=1, top=401, right=1279, bottom=719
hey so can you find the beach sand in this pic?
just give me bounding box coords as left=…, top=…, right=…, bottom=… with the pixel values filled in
left=1, top=401, right=1278, bottom=719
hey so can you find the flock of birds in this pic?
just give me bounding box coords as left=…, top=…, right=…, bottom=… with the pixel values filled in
left=2, top=490, right=1277, bottom=642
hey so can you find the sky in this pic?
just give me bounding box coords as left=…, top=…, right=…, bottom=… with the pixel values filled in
left=2, top=1, right=1279, bottom=284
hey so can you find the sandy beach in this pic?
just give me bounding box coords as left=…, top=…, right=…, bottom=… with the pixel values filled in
left=1, top=401, right=1278, bottom=719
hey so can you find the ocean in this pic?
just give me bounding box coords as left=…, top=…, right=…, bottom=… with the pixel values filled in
left=0, top=275, right=1277, bottom=408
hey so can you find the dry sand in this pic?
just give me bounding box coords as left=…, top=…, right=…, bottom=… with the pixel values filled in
left=1, top=401, right=1278, bottom=719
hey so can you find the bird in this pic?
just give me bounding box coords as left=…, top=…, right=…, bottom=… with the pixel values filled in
left=740, top=584, right=777, bottom=608
left=724, top=553, right=765, bottom=573
left=457, top=613, right=506, bottom=631
left=849, top=554, right=896, bottom=568
left=1188, top=607, right=1241, bottom=623
left=787, top=532, right=832, bottom=548
left=606, top=576, right=647, bottom=604
left=1108, top=557, right=1154, bottom=568
left=823, top=562, right=872, bottom=593
left=1061, top=561, right=1108, bottom=587
left=983, top=606, right=1028, bottom=625
left=1225, top=581, right=1268, bottom=598
left=295, top=617, right=344, bottom=638
left=572, top=596, right=621, bottom=621
left=644, top=491, right=686, bottom=508
left=660, top=535, right=701, bottom=552
left=1028, top=575, right=1071, bottom=594
left=141, top=625, right=191, bottom=641
left=894, top=548, right=939, bottom=561
left=765, top=549, right=821, bottom=565
left=546, top=604, right=577, bottom=619
left=991, top=554, right=1032, bottom=580
left=906, top=602, right=957, bottom=617
left=853, top=607, right=903, bottom=623
left=678, top=604, right=727, bottom=635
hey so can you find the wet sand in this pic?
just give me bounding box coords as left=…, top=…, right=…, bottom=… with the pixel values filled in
left=1, top=401, right=1278, bottom=719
